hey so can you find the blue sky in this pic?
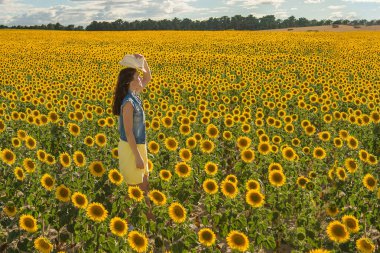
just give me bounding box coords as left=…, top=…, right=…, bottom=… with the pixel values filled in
left=0, top=0, right=379, bottom=26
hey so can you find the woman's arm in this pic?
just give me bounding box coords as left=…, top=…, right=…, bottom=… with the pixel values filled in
left=141, top=57, right=152, bottom=88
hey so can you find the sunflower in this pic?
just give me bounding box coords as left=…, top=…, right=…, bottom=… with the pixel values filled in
left=358, top=149, right=369, bottom=162
left=68, top=123, right=80, bottom=137
left=304, top=125, right=316, bottom=136
left=236, top=136, right=251, bottom=150
left=185, top=136, right=197, bottom=149
left=108, top=169, right=124, bottom=185
left=128, top=186, right=144, bottom=202
left=206, top=124, right=219, bottom=138
left=318, top=131, right=331, bottom=142
left=17, top=129, right=28, bottom=140
left=362, top=174, right=377, bottom=191
left=272, top=135, right=282, bottom=144
left=14, top=167, right=25, bottom=181
left=22, top=158, right=36, bottom=173
left=36, top=149, right=47, bottom=162
left=344, top=158, right=358, bottom=173
left=291, top=138, right=301, bottom=146
left=308, top=249, right=331, bottom=253
left=40, top=173, right=55, bottom=191
left=296, top=176, right=309, bottom=189
left=25, top=136, right=37, bottom=149
left=226, top=230, right=249, bottom=252
left=245, top=179, right=260, bottom=191
left=89, top=161, right=106, bottom=177
left=367, top=154, right=378, bottom=165
left=246, top=189, right=265, bottom=208
left=55, top=184, right=71, bottom=202
left=200, top=139, right=215, bottom=153
left=148, top=141, right=160, bottom=154
left=225, top=174, right=238, bottom=185
left=313, top=147, right=326, bottom=160
left=179, top=148, right=192, bottom=161
left=175, top=162, right=192, bottom=178
left=221, top=179, right=239, bottom=198
left=86, top=202, right=108, bottom=222
left=197, top=228, right=216, bottom=247
left=241, top=149, right=255, bottom=163
left=161, top=116, right=173, bottom=128
left=148, top=189, right=167, bottom=206
left=326, top=220, right=349, bottom=243
left=258, top=142, right=271, bottom=155
left=159, top=169, right=172, bottom=181
left=1, top=148, right=16, bottom=165
left=73, top=151, right=86, bottom=167
left=179, top=124, right=191, bottom=135
left=241, top=123, right=251, bottom=133
left=370, top=111, right=380, bottom=123
left=59, top=152, right=71, bottom=168
left=84, top=136, right=94, bottom=147
left=222, top=131, right=233, bottom=140
left=109, top=217, right=128, bottom=237
left=284, top=123, right=294, bottom=133
left=19, top=214, right=38, bottom=232
left=95, top=133, right=107, bottom=147
left=204, top=161, right=218, bottom=176
left=202, top=179, right=219, bottom=195
left=71, top=192, right=88, bottom=209
left=342, top=215, right=359, bottom=233
left=338, top=130, right=349, bottom=140
left=282, top=147, right=296, bottom=161
left=165, top=137, right=178, bottom=151
left=3, top=205, right=17, bottom=217
left=34, top=236, right=53, bottom=253
left=168, top=202, right=187, bottom=223
left=356, top=237, right=376, bottom=253
left=128, top=231, right=149, bottom=253
left=269, top=170, right=286, bottom=187
left=11, top=137, right=22, bottom=148
left=302, top=146, right=310, bottom=154
left=333, top=138, right=343, bottom=148
left=268, top=162, right=283, bottom=172
left=326, top=204, right=339, bottom=217
left=111, top=147, right=118, bottom=159
left=347, top=135, right=359, bottom=150
left=45, top=154, right=56, bottom=165
left=336, top=167, right=347, bottom=181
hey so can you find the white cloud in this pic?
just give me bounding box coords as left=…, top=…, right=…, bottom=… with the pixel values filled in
left=226, top=0, right=285, bottom=9
left=1, top=0, right=210, bottom=26
left=304, top=0, right=324, bottom=3
left=328, top=5, right=346, bottom=9
left=329, top=11, right=358, bottom=19
left=341, top=0, right=380, bottom=2
left=274, top=11, right=289, bottom=19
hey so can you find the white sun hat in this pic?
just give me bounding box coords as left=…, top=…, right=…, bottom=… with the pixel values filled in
left=119, top=54, right=146, bottom=72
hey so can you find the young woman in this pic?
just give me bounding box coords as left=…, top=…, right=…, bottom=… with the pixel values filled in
left=112, top=54, right=155, bottom=222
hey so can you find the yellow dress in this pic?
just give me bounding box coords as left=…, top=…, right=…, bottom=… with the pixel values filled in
left=118, top=138, right=149, bottom=185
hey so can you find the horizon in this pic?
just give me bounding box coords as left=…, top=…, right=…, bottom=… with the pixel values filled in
left=0, top=0, right=379, bottom=27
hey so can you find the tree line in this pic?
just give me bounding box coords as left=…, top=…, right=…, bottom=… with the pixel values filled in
left=1, top=15, right=379, bottom=31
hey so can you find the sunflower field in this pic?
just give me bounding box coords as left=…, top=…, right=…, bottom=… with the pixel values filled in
left=0, top=30, right=379, bottom=253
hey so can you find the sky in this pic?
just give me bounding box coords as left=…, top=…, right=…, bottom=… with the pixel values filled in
left=0, top=0, right=379, bottom=27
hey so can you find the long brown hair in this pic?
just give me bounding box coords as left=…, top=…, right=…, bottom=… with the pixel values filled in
left=112, top=67, right=137, bottom=116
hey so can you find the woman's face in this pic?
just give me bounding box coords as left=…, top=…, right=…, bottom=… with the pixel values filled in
left=129, top=71, right=143, bottom=92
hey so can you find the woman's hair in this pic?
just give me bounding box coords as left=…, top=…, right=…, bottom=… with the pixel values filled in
left=112, top=67, right=137, bottom=116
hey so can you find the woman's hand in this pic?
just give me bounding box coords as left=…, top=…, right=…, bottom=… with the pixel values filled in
left=135, top=154, right=145, bottom=169
left=133, top=53, right=144, bottom=59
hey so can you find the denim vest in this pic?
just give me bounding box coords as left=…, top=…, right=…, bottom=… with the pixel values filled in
left=119, top=90, right=146, bottom=144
